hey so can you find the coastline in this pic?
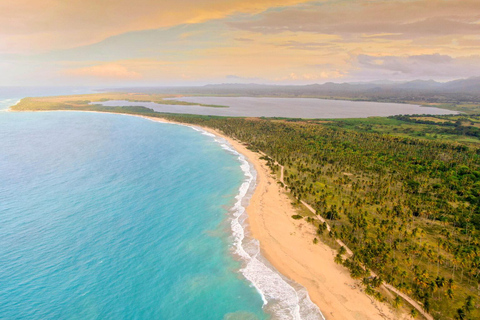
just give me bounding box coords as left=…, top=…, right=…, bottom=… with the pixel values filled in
left=132, top=113, right=409, bottom=320
left=13, top=110, right=407, bottom=319
left=196, top=123, right=407, bottom=320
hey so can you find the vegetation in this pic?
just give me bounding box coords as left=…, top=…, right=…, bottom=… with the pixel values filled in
left=309, top=114, right=480, bottom=146
left=11, top=93, right=227, bottom=111
left=11, top=98, right=480, bottom=319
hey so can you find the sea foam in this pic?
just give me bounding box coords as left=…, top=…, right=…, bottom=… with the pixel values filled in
left=190, top=126, right=325, bottom=320
left=0, top=99, right=19, bottom=111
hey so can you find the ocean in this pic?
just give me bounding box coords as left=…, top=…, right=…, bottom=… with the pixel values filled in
left=0, top=89, right=323, bottom=320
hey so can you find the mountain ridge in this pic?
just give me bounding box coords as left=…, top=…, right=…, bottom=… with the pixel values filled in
left=110, top=77, right=480, bottom=104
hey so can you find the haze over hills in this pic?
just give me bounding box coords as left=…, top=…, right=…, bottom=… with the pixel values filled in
left=112, top=77, right=480, bottom=104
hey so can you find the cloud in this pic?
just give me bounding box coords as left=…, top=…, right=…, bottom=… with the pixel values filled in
left=64, top=63, right=142, bottom=80
left=234, top=37, right=254, bottom=42
left=274, top=70, right=345, bottom=82
left=0, top=0, right=310, bottom=54
left=354, top=54, right=480, bottom=80
left=229, top=0, right=480, bottom=39
left=275, top=40, right=335, bottom=50
left=3, top=0, right=480, bottom=85
left=225, top=74, right=262, bottom=82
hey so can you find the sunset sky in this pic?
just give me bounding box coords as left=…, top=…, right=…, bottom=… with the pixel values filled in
left=1, top=0, right=480, bottom=86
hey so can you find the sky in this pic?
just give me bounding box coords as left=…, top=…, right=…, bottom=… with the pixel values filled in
left=1, top=0, right=480, bottom=86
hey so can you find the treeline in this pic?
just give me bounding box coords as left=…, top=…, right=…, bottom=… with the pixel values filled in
left=392, top=115, right=480, bottom=139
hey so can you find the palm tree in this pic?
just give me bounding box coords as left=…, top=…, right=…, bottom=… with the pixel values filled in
left=410, top=308, right=418, bottom=318
left=464, top=296, right=474, bottom=314
left=446, top=288, right=454, bottom=299
left=334, top=253, right=343, bottom=265
left=435, top=276, right=445, bottom=299
left=447, top=278, right=454, bottom=289
left=455, top=308, right=466, bottom=320
left=393, top=296, right=402, bottom=308
left=435, top=276, right=445, bottom=288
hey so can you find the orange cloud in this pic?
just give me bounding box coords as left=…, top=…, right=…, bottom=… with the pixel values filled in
left=0, top=0, right=311, bottom=54
left=230, top=0, right=480, bottom=39
left=4, top=0, right=480, bottom=85
left=65, top=64, right=142, bottom=80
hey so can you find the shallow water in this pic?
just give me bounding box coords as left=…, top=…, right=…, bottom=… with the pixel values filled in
left=0, top=111, right=268, bottom=319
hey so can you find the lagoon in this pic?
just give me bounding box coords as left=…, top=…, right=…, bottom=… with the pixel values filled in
left=96, top=96, right=458, bottom=118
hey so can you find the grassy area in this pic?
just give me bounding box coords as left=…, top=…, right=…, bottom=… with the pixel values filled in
left=298, top=115, right=480, bottom=146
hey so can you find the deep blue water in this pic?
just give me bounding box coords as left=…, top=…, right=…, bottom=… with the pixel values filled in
left=0, top=111, right=267, bottom=319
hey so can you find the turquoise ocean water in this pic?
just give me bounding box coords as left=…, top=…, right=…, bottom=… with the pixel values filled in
left=0, top=90, right=323, bottom=320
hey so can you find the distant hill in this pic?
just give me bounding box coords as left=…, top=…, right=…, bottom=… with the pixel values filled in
left=111, top=77, right=480, bottom=104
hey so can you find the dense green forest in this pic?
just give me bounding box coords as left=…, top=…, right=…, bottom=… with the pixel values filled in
left=12, top=101, right=480, bottom=319
left=161, top=114, right=480, bottom=320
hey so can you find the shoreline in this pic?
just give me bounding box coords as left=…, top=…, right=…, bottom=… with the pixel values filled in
left=194, top=122, right=407, bottom=320
left=197, top=126, right=323, bottom=320
left=12, top=110, right=407, bottom=319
